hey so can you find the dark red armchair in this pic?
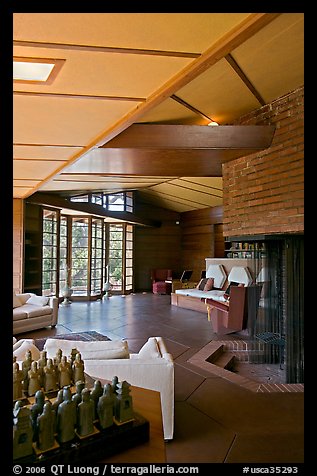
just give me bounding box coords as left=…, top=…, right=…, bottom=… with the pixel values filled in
left=151, top=269, right=173, bottom=295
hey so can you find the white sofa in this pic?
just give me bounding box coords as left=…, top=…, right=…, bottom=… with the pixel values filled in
left=43, top=336, right=174, bottom=441
left=13, top=292, right=59, bottom=335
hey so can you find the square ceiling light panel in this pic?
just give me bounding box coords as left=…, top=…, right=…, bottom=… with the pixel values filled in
left=13, top=57, right=65, bottom=84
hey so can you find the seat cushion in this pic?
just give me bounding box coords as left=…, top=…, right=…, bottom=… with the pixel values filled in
left=23, top=304, right=52, bottom=318
left=13, top=308, right=28, bottom=320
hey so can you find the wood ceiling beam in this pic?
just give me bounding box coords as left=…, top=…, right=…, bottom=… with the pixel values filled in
left=101, top=124, right=275, bottom=150
left=79, top=148, right=268, bottom=177
left=26, top=192, right=161, bottom=227
left=225, top=54, right=266, bottom=106
left=13, top=40, right=200, bottom=58
left=14, top=90, right=145, bottom=102
left=171, top=95, right=215, bottom=123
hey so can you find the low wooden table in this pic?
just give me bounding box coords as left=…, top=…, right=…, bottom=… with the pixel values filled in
left=86, top=374, right=166, bottom=463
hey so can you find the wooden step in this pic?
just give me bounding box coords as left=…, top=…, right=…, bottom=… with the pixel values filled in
left=205, top=343, right=236, bottom=370
left=213, top=352, right=236, bottom=370
left=206, top=343, right=224, bottom=363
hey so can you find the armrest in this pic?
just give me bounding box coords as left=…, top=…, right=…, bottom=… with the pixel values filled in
left=48, top=296, right=59, bottom=325
left=84, top=357, right=175, bottom=440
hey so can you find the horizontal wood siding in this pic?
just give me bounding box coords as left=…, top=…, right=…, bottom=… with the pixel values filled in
left=214, top=223, right=225, bottom=258
left=180, top=206, right=224, bottom=281
left=134, top=201, right=181, bottom=291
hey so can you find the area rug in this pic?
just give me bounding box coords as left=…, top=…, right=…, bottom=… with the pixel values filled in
left=34, top=331, right=110, bottom=351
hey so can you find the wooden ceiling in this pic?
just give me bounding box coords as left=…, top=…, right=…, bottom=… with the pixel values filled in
left=13, top=13, right=304, bottom=212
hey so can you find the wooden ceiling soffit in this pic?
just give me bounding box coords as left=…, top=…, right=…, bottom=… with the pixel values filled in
left=93, top=124, right=275, bottom=176
left=101, top=124, right=275, bottom=149
left=26, top=192, right=161, bottom=228
left=86, top=148, right=257, bottom=176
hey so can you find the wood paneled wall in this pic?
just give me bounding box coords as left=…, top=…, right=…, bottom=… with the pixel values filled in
left=13, top=199, right=24, bottom=292
left=180, top=206, right=224, bottom=282
left=134, top=201, right=182, bottom=291
left=134, top=200, right=225, bottom=290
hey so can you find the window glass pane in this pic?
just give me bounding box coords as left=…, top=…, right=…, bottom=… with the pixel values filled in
left=108, top=193, right=125, bottom=211
left=72, top=248, right=89, bottom=259
left=59, top=216, right=68, bottom=295
left=126, top=250, right=133, bottom=259
left=92, top=194, right=102, bottom=205
left=126, top=193, right=133, bottom=212
left=60, top=235, right=67, bottom=247
left=126, top=240, right=133, bottom=250
left=70, top=195, right=89, bottom=202
left=71, top=218, right=89, bottom=294
left=42, top=209, right=58, bottom=296
left=109, top=241, right=123, bottom=250
left=109, top=249, right=122, bottom=258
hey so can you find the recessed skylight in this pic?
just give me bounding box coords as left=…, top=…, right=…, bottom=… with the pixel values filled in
left=13, top=57, right=65, bottom=84
left=13, top=61, right=55, bottom=82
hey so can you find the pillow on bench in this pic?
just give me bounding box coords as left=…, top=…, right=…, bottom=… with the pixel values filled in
left=196, top=277, right=214, bottom=291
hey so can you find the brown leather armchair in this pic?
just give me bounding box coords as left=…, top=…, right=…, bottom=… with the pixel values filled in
left=151, top=269, right=173, bottom=294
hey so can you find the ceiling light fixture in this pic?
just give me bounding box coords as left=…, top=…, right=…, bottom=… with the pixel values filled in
left=13, top=57, right=65, bottom=85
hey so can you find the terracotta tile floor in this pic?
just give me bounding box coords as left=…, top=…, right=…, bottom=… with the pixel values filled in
left=16, top=293, right=304, bottom=464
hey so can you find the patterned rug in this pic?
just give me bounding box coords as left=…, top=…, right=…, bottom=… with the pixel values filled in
left=34, top=331, right=110, bottom=351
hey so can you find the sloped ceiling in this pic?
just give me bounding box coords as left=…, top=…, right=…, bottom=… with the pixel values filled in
left=13, top=12, right=304, bottom=212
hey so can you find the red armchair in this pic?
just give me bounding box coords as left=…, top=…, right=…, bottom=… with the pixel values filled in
left=151, top=269, right=173, bottom=295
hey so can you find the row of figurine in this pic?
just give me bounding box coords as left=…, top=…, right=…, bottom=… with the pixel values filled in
left=13, top=347, right=85, bottom=399
left=13, top=376, right=134, bottom=461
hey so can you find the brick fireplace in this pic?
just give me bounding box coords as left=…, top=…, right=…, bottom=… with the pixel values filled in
left=222, top=87, right=304, bottom=384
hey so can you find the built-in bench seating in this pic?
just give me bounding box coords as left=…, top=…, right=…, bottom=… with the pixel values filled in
left=171, top=261, right=256, bottom=334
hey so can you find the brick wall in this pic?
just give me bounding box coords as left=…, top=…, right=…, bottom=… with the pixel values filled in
left=223, top=86, right=304, bottom=237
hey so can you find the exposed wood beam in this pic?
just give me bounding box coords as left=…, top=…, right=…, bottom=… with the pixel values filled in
left=75, top=148, right=265, bottom=177
left=161, top=182, right=222, bottom=199
left=171, top=95, right=216, bottom=123
left=26, top=192, right=161, bottom=228
left=13, top=40, right=200, bottom=58
left=14, top=90, right=145, bottom=102
left=101, top=124, right=275, bottom=149
left=225, top=53, right=266, bottom=106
